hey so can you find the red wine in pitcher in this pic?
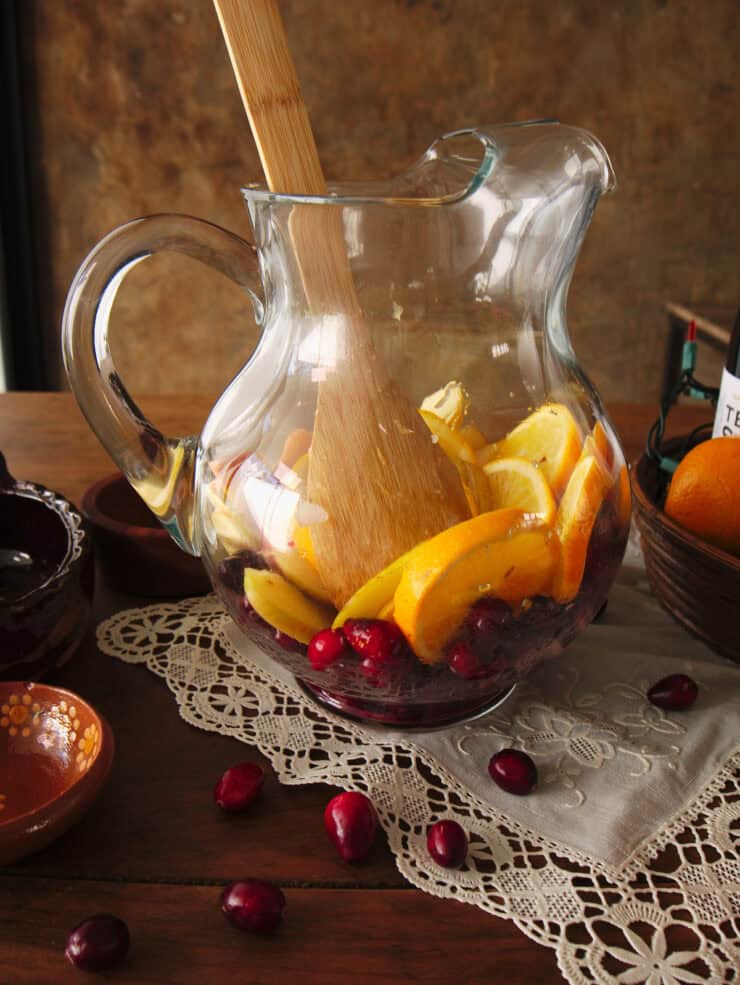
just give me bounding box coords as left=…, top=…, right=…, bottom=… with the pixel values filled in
left=712, top=309, right=740, bottom=437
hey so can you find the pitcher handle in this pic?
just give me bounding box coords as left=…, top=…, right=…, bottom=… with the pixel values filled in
left=61, top=213, right=263, bottom=555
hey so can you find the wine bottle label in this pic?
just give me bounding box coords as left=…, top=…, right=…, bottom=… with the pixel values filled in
left=712, top=367, right=740, bottom=437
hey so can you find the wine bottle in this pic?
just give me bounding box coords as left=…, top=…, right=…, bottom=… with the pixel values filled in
left=712, top=309, right=740, bottom=437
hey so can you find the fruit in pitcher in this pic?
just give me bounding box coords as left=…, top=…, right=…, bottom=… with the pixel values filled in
left=551, top=454, right=609, bottom=603
left=420, top=381, right=470, bottom=429
left=343, top=619, right=407, bottom=665
left=243, top=569, right=334, bottom=644
left=393, top=508, right=560, bottom=663
left=418, top=409, right=492, bottom=515
left=133, top=444, right=186, bottom=518
left=308, top=627, right=349, bottom=670
left=270, top=543, right=333, bottom=604
left=332, top=546, right=417, bottom=628
left=483, top=456, right=556, bottom=524
left=478, top=403, right=582, bottom=499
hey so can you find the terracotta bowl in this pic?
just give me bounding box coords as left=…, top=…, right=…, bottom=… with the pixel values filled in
left=0, top=453, right=94, bottom=681
left=632, top=436, right=740, bottom=663
left=82, top=472, right=210, bottom=597
left=0, top=681, right=114, bottom=865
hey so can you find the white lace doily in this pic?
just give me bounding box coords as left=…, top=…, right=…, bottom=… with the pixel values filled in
left=97, top=537, right=740, bottom=985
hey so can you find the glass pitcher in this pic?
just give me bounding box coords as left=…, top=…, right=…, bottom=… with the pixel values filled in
left=62, top=120, right=630, bottom=728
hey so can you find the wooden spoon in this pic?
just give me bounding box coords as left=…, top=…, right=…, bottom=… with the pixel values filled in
left=213, top=0, right=467, bottom=606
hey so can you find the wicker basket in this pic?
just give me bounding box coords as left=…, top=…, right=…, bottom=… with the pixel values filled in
left=631, top=437, right=740, bottom=663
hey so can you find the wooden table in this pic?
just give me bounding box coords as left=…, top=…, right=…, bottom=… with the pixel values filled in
left=0, top=394, right=711, bottom=985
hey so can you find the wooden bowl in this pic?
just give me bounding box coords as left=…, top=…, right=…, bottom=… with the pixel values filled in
left=0, top=681, right=114, bottom=865
left=0, top=453, right=94, bottom=681
left=632, top=437, right=740, bottom=662
left=82, top=472, right=210, bottom=597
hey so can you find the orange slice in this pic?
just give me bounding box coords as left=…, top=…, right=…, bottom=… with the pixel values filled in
left=483, top=456, right=556, bottom=525
left=477, top=403, right=583, bottom=499
left=551, top=454, right=609, bottom=603
left=393, top=508, right=561, bottom=663
left=458, top=423, right=489, bottom=451
left=418, top=409, right=477, bottom=464
left=420, top=381, right=470, bottom=429
left=419, top=409, right=491, bottom=515
left=590, top=421, right=615, bottom=474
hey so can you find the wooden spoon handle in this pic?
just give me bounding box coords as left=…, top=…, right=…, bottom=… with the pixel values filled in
left=213, top=0, right=326, bottom=196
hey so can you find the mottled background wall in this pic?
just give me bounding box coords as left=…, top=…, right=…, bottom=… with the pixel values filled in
left=22, top=0, right=740, bottom=401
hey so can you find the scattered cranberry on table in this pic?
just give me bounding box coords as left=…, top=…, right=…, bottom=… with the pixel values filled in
left=426, top=820, right=468, bottom=869
left=65, top=914, right=130, bottom=972
left=221, top=879, right=286, bottom=934
left=647, top=673, right=698, bottom=711
left=324, top=791, right=379, bottom=862
left=488, top=748, right=538, bottom=796
left=214, top=762, right=264, bottom=812
left=308, top=627, right=348, bottom=670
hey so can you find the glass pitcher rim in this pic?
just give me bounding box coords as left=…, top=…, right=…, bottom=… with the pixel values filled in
left=239, top=118, right=612, bottom=210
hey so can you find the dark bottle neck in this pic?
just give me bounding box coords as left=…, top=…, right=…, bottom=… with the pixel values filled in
left=727, top=308, right=740, bottom=377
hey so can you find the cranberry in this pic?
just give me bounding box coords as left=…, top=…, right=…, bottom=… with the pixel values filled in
left=65, top=914, right=130, bottom=971
left=308, top=627, right=348, bottom=670
left=448, top=640, right=483, bottom=679
left=221, top=879, right=286, bottom=934
left=647, top=673, right=698, bottom=711
left=343, top=619, right=407, bottom=664
left=426, top=820, right=468, bottom=868
left=488, top=748, right=538, bottom=795
left=467, top=597, right=513, bottom=638
left=324, top=791, right=378, bottom=862
left=218, top=551, right=267, bottom=594
left=214, top=762, right=264, bottom=812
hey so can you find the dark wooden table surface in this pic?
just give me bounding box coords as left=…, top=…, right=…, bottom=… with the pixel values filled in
left=0, top=394, right=711, bottom=985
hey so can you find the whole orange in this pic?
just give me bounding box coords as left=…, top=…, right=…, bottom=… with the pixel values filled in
left=664, top=437, right=740, bottom=555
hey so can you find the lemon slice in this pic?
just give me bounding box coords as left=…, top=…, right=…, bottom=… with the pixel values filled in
left=419, top=409, right=491, bottom=515
left=133, top=444, right=185, bottom=518
left=458, top=423, right=488, bottom=451
left=420, top=381, right=470, bottom=429
left=393, top=508, right=561, bottom=663
left=244, top=568, right=334, bottom=644
left=483, top=456, right=556, bottom=525
left=551, top=454, right=609, bottom=603
left=478, top=403, right=583, bottom=499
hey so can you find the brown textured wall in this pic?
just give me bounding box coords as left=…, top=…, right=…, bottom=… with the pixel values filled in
left=23, top=0, right=740, bottom=401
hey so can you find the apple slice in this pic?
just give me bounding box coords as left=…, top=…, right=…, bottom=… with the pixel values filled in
left=244, top=568, right=334, bottom=644
left=270, top=545, right=333, bottom=604
left=332, top=544, right=419, bottom=629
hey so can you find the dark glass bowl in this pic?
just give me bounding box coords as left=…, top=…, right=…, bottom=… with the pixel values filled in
left=0, top=453, right=94, bottom=680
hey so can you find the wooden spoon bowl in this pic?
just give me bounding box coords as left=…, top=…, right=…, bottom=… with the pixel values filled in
left=0, top=682, right=114, bottom=866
